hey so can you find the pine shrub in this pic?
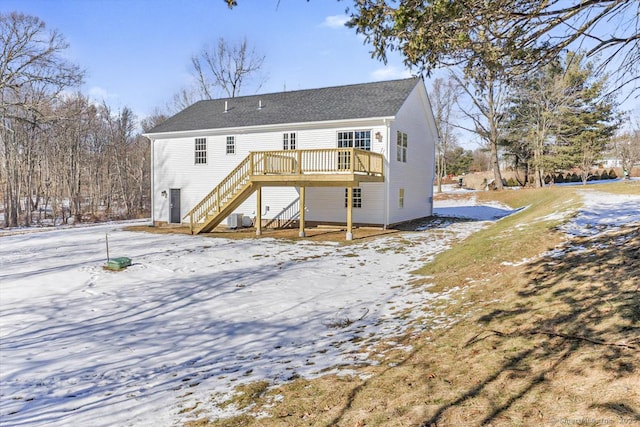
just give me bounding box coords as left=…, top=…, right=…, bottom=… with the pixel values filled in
left=506, top=177, right=519, bottom=187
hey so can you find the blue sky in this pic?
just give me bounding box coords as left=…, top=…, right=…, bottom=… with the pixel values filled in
left=3, top=0, right=414, bottom=118
left=3, top=0, right=638, bottom=140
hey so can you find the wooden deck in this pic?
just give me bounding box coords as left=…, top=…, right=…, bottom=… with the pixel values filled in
left=185, top=148, right=384, bottom=238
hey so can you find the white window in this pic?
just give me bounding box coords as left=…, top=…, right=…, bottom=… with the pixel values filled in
left=283, top=132, right=296, bottom=150
left=338, top=130, right=371, bottom=151
left=226, top=136, right=235, bottom=155
left=195, top=137, right=207, bottom=164
left=337, top=130, right=371, bottom=170
left=399, top=188, right=405, bottom=208
left=344, top=188, right=362, bottom=208
left=354, top=130, right=370, bottom=150
left=397, top=131, right=408, bottom=162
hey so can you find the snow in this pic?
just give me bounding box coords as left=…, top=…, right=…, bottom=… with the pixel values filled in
left=0, top=210, right=498, bottom=426
left=560, top=190, right=640, bottom=237
left=2, top=187, right=638, bottom=426
left=434, top=193, right=518, bottom=221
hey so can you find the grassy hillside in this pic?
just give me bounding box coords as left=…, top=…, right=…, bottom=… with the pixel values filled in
left=186, top=182, right=639, bottom=427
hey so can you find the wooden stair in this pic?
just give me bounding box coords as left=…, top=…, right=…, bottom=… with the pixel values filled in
left=185, top=154, right=256, bottom=234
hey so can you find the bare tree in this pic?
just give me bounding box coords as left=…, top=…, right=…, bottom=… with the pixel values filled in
left=191, top=37, right=266, bottom=99
left=167, top=87, right=200, bottom=114
left=140, top=111, right=168, bottom=134
left=102, top=105, right=137, bottom=217
left=453, top=66, right=510, bottom=190
left=509, top=0, right=639, bottom=98
left=1, top=12, right=83, bottom=227
left=608, top=129, right=640, bottom=178
left=56, top=94, right=100, bottom=222
left=471, top=145, right=492, bottom=173
left=430, top=77, right=461, bottom=193
left=0, top=12, right=83, bottom=106
left=0, top=13, right=153, bottom=228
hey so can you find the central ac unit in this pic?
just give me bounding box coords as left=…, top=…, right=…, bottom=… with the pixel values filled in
left=227, top=213, right=243, bottom=229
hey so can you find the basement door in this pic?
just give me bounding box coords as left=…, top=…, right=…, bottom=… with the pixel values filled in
left=169, top=189, right=181, bottom=223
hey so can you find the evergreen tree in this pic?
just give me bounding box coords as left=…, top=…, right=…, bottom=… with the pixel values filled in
left=503, top=52, right=619, bottom=186
left=552, top=53, right=620, bottom=184
left=445, top=146, right=474, bottom=175
left=503, top=59, right=566, bottom=187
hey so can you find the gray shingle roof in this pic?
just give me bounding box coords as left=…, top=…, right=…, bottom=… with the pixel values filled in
left=147, top=77, right=420, bottom=134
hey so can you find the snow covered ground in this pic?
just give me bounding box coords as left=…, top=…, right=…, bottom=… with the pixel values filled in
left=1, top=189, right=638, bottom=427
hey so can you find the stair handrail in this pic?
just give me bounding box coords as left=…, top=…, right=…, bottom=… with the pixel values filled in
left=185, top=154, right=252, bottom=230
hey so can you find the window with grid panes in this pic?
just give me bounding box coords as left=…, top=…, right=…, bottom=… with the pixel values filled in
left=338, top=130, right=371, bottom=150
left=397, top=131, right=407, bottom=162
left=337, top=130, right=371, bottom=169
left=283, top=132, right=296, bottom=150
left=344, top=188, right=362, bottom=208
left=194, top=138, right=207, bottom=164
left=226, top=136, right=235, bottom=155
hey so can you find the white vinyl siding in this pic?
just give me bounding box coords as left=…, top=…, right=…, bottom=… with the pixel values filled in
left=386, top=83, right=436, bottom=224
left=305, top=183, right=384, bottom=225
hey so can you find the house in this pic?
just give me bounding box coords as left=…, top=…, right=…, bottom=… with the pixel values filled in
left=144, top=77, right=438, bottom=240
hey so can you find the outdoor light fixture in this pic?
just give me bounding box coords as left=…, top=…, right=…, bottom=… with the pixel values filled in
left=161, top=190, right=167, bottom=198
left=375, top=131, right=382, bottom=142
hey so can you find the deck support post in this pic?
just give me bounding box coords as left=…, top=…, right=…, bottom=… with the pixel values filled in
left=299, top=186, right=306, bottom=237
left=346, top=186, right=353, bottom=241
left=256, top=186, right=262, bottom=236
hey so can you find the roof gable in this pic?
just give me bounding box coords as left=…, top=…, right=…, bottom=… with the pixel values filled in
left=148, top=77, right=420, bottom=134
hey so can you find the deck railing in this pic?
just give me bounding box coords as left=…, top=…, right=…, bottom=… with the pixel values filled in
left=251, top=148, right=384, bottom=176
left=185, top=148, right=384, bottom=231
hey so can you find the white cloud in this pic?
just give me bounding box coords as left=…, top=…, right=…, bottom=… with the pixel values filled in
left=88, top=85, right=118, bottom=102
left=370, top=66, right=413, bottom=81
left=321, top=15, right=349, bottom=28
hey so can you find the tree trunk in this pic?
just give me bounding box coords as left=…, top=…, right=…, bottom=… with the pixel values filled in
left=490, top=141, right=503, bottom=190
left=436, top=146, right=443, bottom=193
left=532, top=142, right=545, bottom=188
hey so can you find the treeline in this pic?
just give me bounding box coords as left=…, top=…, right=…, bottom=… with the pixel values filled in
left=3, top=95, right=159, bottom=227
left=430, top=50, right=640, bottom=190
left=2, top=11, right=272, bottom=229
left=1, top=13, right=165, bottom=228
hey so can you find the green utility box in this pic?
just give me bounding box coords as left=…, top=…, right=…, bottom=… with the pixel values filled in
left=105, top=257, right=132, bottom=271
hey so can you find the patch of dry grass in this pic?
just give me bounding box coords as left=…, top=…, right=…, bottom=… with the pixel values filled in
left=124, top=224, right=398, bottom=243
left=416, top=187, right=576, bottom=292
left=181, top=186, right=639, bottom=427
left=220, top=381, right=271, bottom=411
left=578, top=179, right=640, bottom=195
